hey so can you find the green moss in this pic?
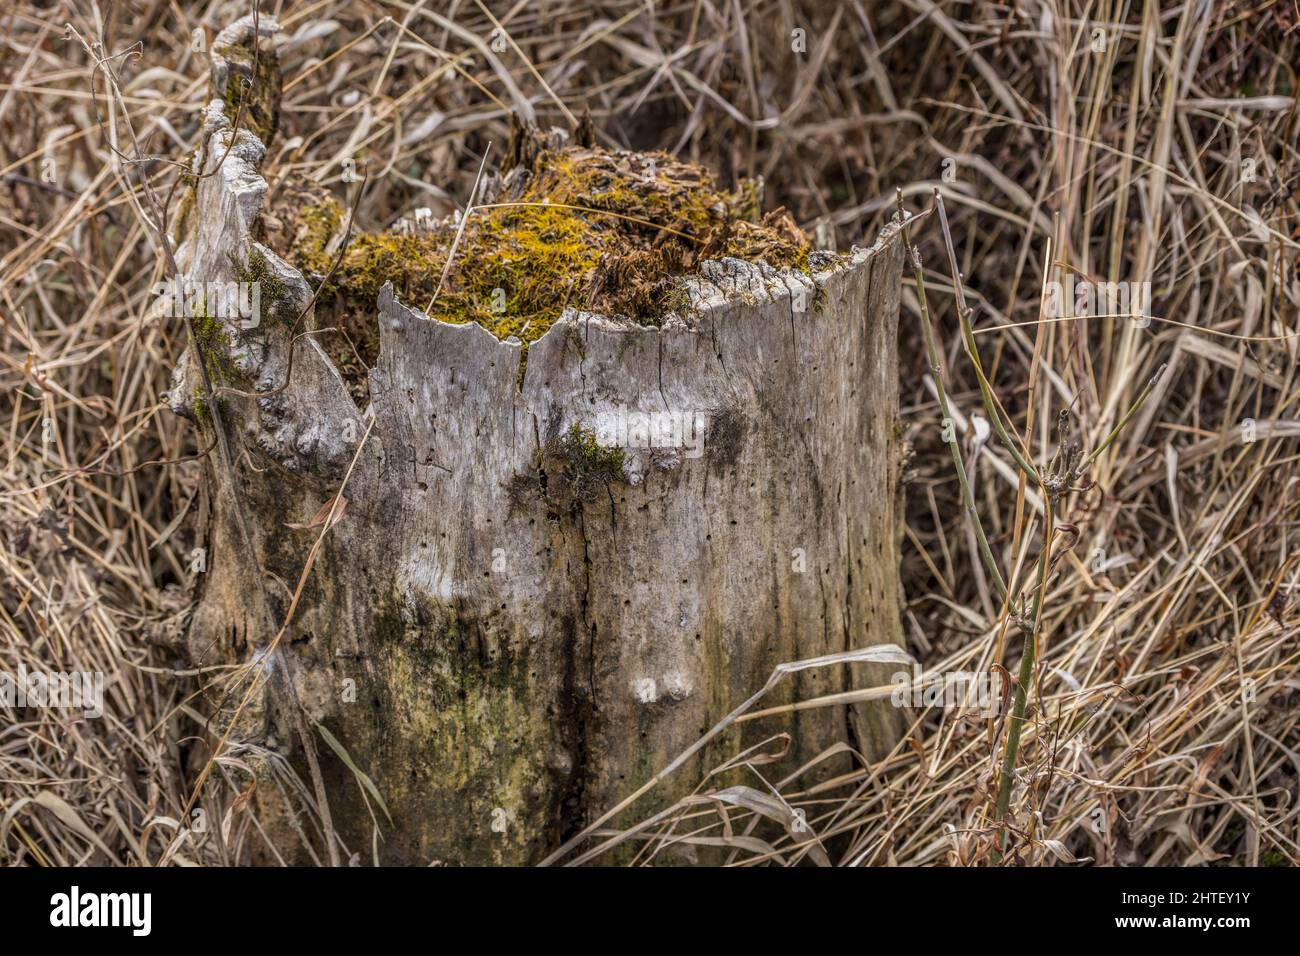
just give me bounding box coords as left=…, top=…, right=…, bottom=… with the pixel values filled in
left=560, top=422, right=625, bottom=471
left=549, top=423, right=626, bottom=503
left=213, top=40, right=280, bottom=146
left=191, top=301, right=228, bottom=372
left=185, top=251, right=290, bottom=410
left=811, top=284, right=829, bottom=312
left=295, top=201, right=343, bottom=272
left=229, top=248, right=293, bottom=326
left=189, top=377, right=230, bottom=435
left=507, top=422, right=628, bottom=513
left=191, top=386, right=210, bottom=428
left=276, top=142, right=812, bottom=376
left=189, top=297, right=244, bottom=398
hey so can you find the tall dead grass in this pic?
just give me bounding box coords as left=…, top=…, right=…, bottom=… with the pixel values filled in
left=1, top=0, right=1296, bottom=865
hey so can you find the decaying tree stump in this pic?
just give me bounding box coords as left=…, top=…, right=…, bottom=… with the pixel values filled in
left=170, top=16, right=911, bottom=865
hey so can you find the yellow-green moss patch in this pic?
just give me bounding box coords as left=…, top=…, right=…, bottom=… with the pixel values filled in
left=229, top=248, right=293, bottom=326
left=275, top=141, right=812, bottom=371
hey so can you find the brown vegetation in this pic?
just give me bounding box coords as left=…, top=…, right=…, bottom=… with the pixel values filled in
left=1, top=1, right=1297, bottom=866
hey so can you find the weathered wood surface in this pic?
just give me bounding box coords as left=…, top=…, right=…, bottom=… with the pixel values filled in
left=171, top=16, right=909, bottom=865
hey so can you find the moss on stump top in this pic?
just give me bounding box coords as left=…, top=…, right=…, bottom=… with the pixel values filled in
left=274, top=139, right=814, bottom=348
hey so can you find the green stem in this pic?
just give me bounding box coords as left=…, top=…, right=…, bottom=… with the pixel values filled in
left=935, top=194, right=1041, bottom=483
left=994, top=506, right=1053, bottom=855
left=1078, top=363, right=1167, bottom=474
left=901, top=196, right=1010, bottom=604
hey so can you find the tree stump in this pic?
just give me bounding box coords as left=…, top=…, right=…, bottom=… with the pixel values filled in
left=170, top=16, right=910, bottom=865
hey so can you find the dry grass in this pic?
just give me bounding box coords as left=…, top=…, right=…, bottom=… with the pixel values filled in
left=1, top=0, right=1297, bottom=866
